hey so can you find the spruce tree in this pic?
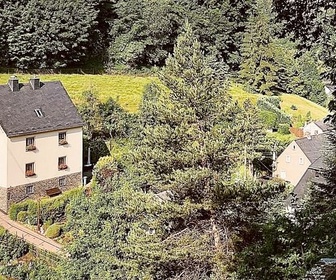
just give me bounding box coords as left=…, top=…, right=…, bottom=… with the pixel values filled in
left=133, top=22, right=272, bottom=277
left=239, top=0, right=279, bottom=95
left=62, top=22, right=283, bottom=279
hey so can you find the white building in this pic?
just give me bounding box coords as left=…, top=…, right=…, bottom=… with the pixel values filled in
left=0, top=76, right=83, bottom=212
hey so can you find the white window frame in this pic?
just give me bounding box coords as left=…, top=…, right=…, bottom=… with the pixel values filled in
left=286, top=155, right=291, bottom=163
left=26, top=185, right=34, bottom=195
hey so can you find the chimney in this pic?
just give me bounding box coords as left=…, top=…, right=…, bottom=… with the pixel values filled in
left=8, top=76, right=19, bottom=92
left=30, top=76, right=40, bottom=90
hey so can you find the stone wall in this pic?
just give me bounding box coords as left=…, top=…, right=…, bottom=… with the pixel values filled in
left=2, top=172, right=82, bottom=213
left=0, top=187, right=8, bottom=213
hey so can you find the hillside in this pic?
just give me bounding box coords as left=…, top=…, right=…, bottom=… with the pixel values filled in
left=229, top=83, right=328, bottom=122
left=0, top=74, right=328, bottom=120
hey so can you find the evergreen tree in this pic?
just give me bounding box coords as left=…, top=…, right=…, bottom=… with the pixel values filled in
left=239, top=0, right=279, bottom=95
left=108, top=0, right=253, bottom=70
left=1, top=0, right=99, bottom=69
left=133, top=22, right=277, bottom=277
left=61, top=22, right=284, bottom=279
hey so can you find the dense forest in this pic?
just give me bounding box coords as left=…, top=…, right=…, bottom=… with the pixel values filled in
left=2, top=0, right=336, bottom=279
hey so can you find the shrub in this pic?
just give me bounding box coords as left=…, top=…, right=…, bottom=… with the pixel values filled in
left=9, top=187, right=83, bottom=226
left=17, top=211, right=28, bottom=223
left=42, top=220, right=53, bottom=232
left=278, top=123, right=291, bottom=135
left=257, top=97, right=291, bottom=125
left=259, top=110, right=277, bottom=129
left=8, top=201, right=30, bottom=221
left=0, top=226, right=29, bottom=262
left=45, top=223, right=62, bottom=239
left=290, top=104, right=297, bottom=110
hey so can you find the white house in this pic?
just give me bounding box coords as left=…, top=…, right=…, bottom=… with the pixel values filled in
left=0, top=76, right=83, bottom=212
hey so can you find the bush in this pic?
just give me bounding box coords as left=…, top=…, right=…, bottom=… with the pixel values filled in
left=45, top=223, right=62, bottom=239
left=290, top=104, right=297, bottom=110
left=0, top=226, right=29, bottom=262
left=16, top=211, right=28, bottom=223
left=9, top=187, right=83, bottom=227
left=42, top=220, right=53, bottom=232
left=257, top=97, right=291, bottom=125
left=278, top=123, right=291, bottom=134
left=259, top=110, right=278, bottom=129
left=8, top=201, right=30, bottom=221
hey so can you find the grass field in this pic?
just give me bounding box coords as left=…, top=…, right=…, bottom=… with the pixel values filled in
left=0, top=74, right=156, bottom=113
left=0, top=74, right=328, bottom=120
left=229, top=82, right=328, bottom=122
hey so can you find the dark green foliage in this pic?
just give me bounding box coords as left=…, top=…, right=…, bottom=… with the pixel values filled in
left=108, top=0, right=253, bottom=70
left=278, top=123, right=290, bottom=134
left=259, top=110, right=277, bottom=129
left=0, top=0, right=99, bottom=69
left=257, top=97, right=291, bottom=125
left=239, top=0, right=279, bottom=95
left=8, top=188, right=83, bottom=226
left=79, top=91, right=137, bottom=141
left=1, top=259, right=60, bottom=280
left=0, top=227, right=29, bottom=264
left=58, top=23, right=284, bottom=279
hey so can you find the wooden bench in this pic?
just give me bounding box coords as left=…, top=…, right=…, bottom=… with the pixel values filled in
left=46, top=187, right=62, bottom=197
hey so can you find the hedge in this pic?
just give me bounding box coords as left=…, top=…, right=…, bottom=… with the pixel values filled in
left=8, top=187, right=84, bottom=227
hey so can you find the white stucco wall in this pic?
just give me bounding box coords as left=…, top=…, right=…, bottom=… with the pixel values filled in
left=6, top=127, right=82, bottom=188
left=303, top=123, right=323, bottom=136
left=0, top=126, right=8, bottom=187
left=273, top=141, right=311, bottom=186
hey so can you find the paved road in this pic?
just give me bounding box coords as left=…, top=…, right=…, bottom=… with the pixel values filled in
left=0, top=211, right=63, bottom=254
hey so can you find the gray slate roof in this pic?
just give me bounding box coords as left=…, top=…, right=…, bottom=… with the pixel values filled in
left=0, top=80, right=83, bottom=137
left=296, top=134, right=326, bottom=163
left=315, top=120, right=332, bottom=132
left=304, top=258, right=336, bottom=280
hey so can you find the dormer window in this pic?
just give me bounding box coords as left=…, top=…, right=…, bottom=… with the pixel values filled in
left=34, top=109, right=43, bottom=118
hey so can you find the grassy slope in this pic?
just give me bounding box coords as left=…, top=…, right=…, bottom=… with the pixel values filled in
left=0, top=74, right=156, bottom=113
left=229, top=83, right=328, bottom=121
left=0, top=74, right=328, bottom=119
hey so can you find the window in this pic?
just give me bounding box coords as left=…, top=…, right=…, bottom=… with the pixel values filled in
left=314, top=130, right=319, bottom=135
left=59, top=177, right=66, bottom=187
left=26, top=185, right=34, bottom=195
left=280, top=171, right=286, bottom=179
left=299, top=157, right=304, bottom=165
left=26, top=137, right=36, bottom=151
left=292, top=144, right=296, bottom=150
left=58, top=132, right=67, bottom=145
left=58, top=156, right=68, bottom=170
left=25, top=163, right=35, bottom=177
left=34, top=109, right=43, bottom=118
left=286, top=155, right=291, bottom=163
